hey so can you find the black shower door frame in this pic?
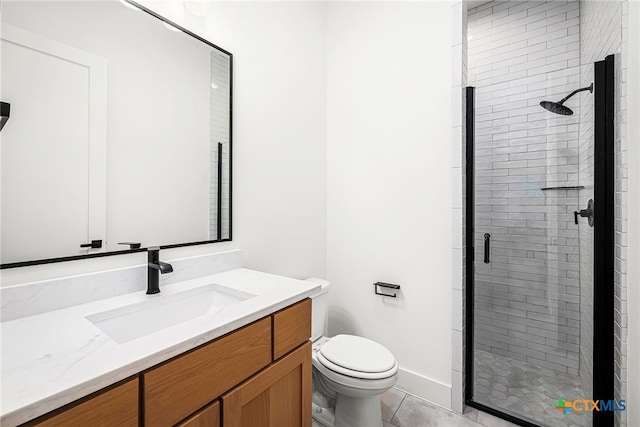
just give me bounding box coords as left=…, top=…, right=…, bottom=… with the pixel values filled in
left=464, top=55, right=615, bottom=427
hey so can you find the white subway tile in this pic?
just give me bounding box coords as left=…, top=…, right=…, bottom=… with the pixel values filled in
left=467, top=0, right=627, bottom=383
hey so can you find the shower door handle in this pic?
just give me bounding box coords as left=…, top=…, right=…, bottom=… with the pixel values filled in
left=483, top=233, right=490, bottom=264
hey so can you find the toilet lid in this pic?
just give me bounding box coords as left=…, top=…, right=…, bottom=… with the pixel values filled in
left=319, top=334, right=396, bottom=374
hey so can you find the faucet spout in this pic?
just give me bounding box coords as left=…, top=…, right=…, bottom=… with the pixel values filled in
left=149, top=261, right=174, bottom=274
left=147, top=247, right=173, bottom=294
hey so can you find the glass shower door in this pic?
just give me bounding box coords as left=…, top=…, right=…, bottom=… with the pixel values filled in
left=466, top=52, right=616, bottom=427
left=470, top=82, right=592, bottom=426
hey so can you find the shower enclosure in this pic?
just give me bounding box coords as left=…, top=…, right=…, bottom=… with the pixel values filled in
left=464, top=2, right=616, bottom=426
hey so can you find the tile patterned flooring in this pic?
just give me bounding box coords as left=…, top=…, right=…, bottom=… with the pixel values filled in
left=473, top=349, right=590, bottom=427
left=381, top=388, right=519, bottom=427
left=319, top=347, right=593, bottom=427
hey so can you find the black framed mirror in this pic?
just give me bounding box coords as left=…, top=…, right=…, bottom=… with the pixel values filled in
left=0, top=0, right=232, bottom=268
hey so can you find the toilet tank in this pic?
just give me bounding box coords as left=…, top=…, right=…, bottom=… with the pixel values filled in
left=305, top=278, right=330, bottom=341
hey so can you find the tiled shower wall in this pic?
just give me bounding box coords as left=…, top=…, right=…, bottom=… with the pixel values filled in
left=210, top=50, right=231, bottom=239
left=579, top=1, right=629, bottom=425
left=468, top=0, right=583, bottom=374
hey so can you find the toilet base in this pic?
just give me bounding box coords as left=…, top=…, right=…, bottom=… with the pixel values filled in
left=311, top=396, right=384, bottom=427
left=312, top=402, right=335, bottom=427
left=334, top=393, right=384, bottom=427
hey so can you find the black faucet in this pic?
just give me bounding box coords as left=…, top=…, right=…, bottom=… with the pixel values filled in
left=147, top=247, right=173, bottom=294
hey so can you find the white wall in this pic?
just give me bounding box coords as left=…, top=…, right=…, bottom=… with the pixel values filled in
left=200, top=2, right=327, bottom=280
left=326, top=1, right=453, bottom=407
left=1, top=1, right=328, bottom=285
left=626, top=1, right=639, bottom=425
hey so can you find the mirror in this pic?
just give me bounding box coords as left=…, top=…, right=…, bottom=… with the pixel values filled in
left=0, top=0, right=231, bottom=266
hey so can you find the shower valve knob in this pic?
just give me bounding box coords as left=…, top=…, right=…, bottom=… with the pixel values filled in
left=574, top=199, right=595, bottom=227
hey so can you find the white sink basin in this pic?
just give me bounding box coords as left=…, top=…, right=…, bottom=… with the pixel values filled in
left=86, top=284, right=253, bottom=344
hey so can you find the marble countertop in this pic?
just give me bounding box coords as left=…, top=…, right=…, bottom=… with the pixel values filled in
left=0, top=268, right=319, bottom=426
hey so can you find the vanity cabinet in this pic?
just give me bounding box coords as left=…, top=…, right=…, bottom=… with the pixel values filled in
left=18, top=299, right=311, bottom=427
left=24, top=378, right=138, bottom=427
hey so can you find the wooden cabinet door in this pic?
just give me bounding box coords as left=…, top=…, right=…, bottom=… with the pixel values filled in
left=176, top=401, right=219, bottom=427
left=222, top=342, right=311, bottom=427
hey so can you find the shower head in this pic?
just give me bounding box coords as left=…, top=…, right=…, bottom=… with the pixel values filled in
left=540, top=100, right=574, bottom=115
left=539, top=83, right=593, bottom=116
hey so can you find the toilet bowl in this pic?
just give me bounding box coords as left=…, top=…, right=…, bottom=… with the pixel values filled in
left=307, top=279, right=398, bottom=427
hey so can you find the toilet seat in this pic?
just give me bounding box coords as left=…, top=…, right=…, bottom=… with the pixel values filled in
left=316, top=335, right=398, bottom=380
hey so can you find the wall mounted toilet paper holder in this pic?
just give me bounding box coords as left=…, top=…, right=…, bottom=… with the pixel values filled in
left=373, top=282, right=400, bottom=298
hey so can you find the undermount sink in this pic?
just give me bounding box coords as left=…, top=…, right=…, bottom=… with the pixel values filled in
left=86, top=284, right=253, bottom=344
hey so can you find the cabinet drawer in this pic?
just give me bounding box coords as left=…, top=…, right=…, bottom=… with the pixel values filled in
left=273, top=298, right=311, bottom=360
left=144, top=318, right=272, bottom=427
left=176, top=400, right=219, bottom=427
left=26, top=378, right=138, bottom=427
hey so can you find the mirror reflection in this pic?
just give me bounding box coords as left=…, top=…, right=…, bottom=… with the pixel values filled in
left=0, top=0, right=231, bottom=266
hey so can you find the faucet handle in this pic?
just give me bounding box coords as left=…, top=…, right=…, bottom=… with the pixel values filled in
left=147, top=247, right=160, bottom=264
left=80, top=239, right=102, bottom=249
left=118, top=242, right=141, bottom=249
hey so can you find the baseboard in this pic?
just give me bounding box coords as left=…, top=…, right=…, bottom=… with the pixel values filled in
left=395, top=367, right=452, bottom=409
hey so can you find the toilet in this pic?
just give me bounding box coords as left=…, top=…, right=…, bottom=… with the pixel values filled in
left=307, top=278, right=398, bottom=427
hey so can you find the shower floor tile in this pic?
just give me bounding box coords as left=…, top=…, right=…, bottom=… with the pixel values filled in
left=474, top=349, right=591, bottom=427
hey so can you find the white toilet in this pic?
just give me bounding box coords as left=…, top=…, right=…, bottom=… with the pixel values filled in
left=307, top=278, right=398, bottom=427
